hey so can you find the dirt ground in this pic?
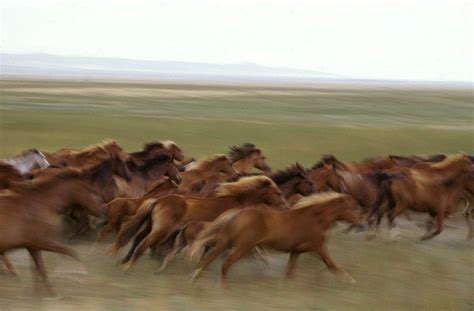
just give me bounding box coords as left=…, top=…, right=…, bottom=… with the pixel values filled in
left=0, top=215, right=472, bottom=311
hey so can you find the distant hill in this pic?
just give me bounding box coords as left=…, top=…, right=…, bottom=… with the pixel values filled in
left=0, top=53, right=339, bottom=82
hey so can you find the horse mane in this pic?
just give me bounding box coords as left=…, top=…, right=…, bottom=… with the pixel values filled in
left=311, top=154, right=338, bottom=169
left=191, top=154, right=228, bottom=171
left=215, top=175, right=277, bottom=197
left=162, top=140, right=180, bottom=150
left=430, top=154, right=466, bottom=169
left=228, top=143, right=258, bottom=162
left=292, top=192, right=348, bottom=210
left=135, top=154, right=172, bottom=172
left=17, top=148, right=41, bottom=156
left=0, top=162, right=21, bottom=175
left=271, top=163, right=306, bottom=185
left=81, top=139, right=120, bottom=156
left=226, top=172, right=263, bottom=182
left=143, top=141, right=164, bottom=152
left=81, top=158, right=114, bottom=180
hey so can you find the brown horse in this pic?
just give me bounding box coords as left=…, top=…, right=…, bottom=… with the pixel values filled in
left=189, top=192, right=365, bottom=284
left=271, top=163, right=316, bottom=205
left=97, top=177, right=179, bottom=241
left=115, top=154, right=180, bottom=198
left=128, top=141, right=185, bottom=166
left=228, top=143, right=271, bottom=174
left=178, top=154, right=236, bottom=193
left=317, top=154, right=396, bottom=174
left=462, top=171, right=474, bottom=240
left=155, top=164, right=315, bottom=273
left=0, top=163, right=24, bottom=190
left=113, top=175, right=287, bottom=271
left=370, top=154, right=472, bottom=240
left=44, top=140, right=129, bottom=168
left=0, top=169, right=102, bottom=295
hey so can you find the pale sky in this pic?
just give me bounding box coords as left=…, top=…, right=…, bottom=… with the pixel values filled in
left=1, top=0, right=473, bottom=81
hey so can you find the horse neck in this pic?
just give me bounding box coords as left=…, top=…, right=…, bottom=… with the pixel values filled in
left=277, top=179, right=297, bottom=198
left=147, top=162, right=168, bottom=180
left=233, top=159, right=254, bottom=173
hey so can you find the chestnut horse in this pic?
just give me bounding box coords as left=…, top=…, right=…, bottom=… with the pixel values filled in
left=228, top=143, right=271, bottom=174
left=44, top=140, right=129, bottom=168
left=113, top=175, right=287, bottom=271
left=0, top=169, right=102, bottom=295
left=155, top=164, right=315, bottom=273
left=370, top=154, right=472, bottom=240
left=97, top=177, right=179, bottom=241
left=178, top=154, right=236, bottom=193
left=189, top=192, right=365, bottom=284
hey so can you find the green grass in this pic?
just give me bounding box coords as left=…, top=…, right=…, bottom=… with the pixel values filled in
left=0, top=79, right=472, bottom=168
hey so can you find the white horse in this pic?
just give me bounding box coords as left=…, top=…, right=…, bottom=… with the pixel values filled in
left=1, top=149, right=50, bottom=174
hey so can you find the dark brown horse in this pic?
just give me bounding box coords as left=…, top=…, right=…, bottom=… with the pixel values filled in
left=113, top=175, right=287, bottom=271
left=370, top=154, right=472, bottom=240
left=0, top=169, right=102, bottom=295
left=0, top=163, right=24, bottom=190
left=115, top=154, right=180, bottom=198
left=128, top=140, right=185, bottom=166
left=189, top=192, right=365, bottom=284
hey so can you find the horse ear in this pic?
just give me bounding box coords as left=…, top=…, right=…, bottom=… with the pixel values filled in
left=219, top=155, right=227, bottom=161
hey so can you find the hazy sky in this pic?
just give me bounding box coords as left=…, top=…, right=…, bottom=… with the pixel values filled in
left=1, top=0, right=472, bottom=81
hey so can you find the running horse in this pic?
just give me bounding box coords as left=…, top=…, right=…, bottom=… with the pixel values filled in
left=189, top=192, right=365, bottom=284
left=112, top=175, right=288, bottom=271
left=154, top=163, right=315, bottom=273
left=370, top=154, right=472, bottom=240
left=178, top=154, right=236, bottom=193
left=0, top=168, right=102, bottom=295
left=1, top=149, right=50, bottom=175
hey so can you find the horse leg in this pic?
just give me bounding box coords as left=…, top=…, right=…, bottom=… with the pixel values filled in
left=121, top=221, right=151, bottom=264
left=421, top=210, right=444, bottom=241
left=314, top=245, right=355, bottom=284
left=387, top=204, right=407, bottom=241
left=1, top=254, right=17, bottom=276
left=122, top=229, right=166, bottom=272
left=27, top=249, right=54, bottom=296
left=156, top=245, right=180, bottom=274
left=37, top=239, right=80, bottom=261
left=97, top=221, right=114, bottom=242
left=221, top=244, right=255, bottom=283
left=462, top=200, right=473, bottom=240
left=191, top=240, right=229, bottom=282
left=285, top=252, right=300, bottom=277
left=253, top=246, right=270, bottom=265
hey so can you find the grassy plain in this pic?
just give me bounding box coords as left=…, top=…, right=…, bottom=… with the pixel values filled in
left=0, top=79, right=472, bottom=310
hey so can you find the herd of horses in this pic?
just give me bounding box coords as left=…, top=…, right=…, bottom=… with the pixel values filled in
left=0, top=140, right=472, bottom=295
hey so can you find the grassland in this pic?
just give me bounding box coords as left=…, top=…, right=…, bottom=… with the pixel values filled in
left=0, top=79, right=472, bottom=167
left=0, top=79, right=473, bottom=310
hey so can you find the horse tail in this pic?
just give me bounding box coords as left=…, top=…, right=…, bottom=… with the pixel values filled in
left=369, top=173, right=398, bottom=219
left=188, top=209, right=241, bottom=262
left=111, top=198, right=157, bottom=254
